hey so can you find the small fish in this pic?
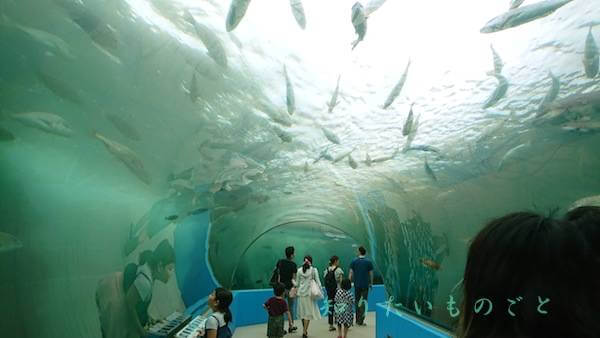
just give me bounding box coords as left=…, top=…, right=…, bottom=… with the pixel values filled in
left=536, top=71, right=560, bottom=117
left=165, top=215, right=178, bottom=221
left=509, top=0, right=525, bottom=10
left=424, top=159, right=438, bottom=182
left=274, top=126, right=292, bottom=143
left=36, top=70, right=83, bottom=105
left=283, top=191, right=293, bottom=195
left=383, top=59, right=411, bottom=109
left=284, top=65, right=296, bottom=115
left=189, top=72, right=200, bottom=103
left=371, top=147, right=400, bottom=163
left=351, top=2, right=367, bottom=50
left=0, top=126, right=15, bottom=141
left=583, top=26, right=599, bottom=78
left=313, top=146, right=333, bottom=163
left=289, top=0, right=307, bottom=29
left=327, top=75, right=342, bottom=113
left=322, top=127, right=341, bottom=145
left=497, top=142, right=531, bottom=171
left=12, top=112, right=73, bottom=137
left=402, top=103, right=415, bottom=136
left=333, top=147, right=356, bottom=163
left=94, top=132, right=152, bottom=185
left=364, top=0, right=388, bottom=17
left=420, top=258, right=441, bottom=271
left=481, top=0, right=573, bottom=33
left=483, top=74, right=508, bottom=109
left=404, top=144, right=441, bottom=154
left=226, top=0, right=252, bottom=32
left=348, top=154, right=358, bottom=169
left=490, top=44, right=503, bottom=75
left=365, top=152, right=372, bottom=166
left=188, top=208, right=209, bottom=216
left=185, top=10, right=228, bottom=68
left=0, top=232, right=23, bottom=253
left=105, top=114, right=141, bottom=141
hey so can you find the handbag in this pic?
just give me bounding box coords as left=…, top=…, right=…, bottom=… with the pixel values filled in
left=309, top=268, right=323, bottom=300
left=269, top=260, right=280, bottom=287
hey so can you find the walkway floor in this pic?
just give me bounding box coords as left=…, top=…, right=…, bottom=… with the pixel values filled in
left=234, top=312, right=376, bottom=338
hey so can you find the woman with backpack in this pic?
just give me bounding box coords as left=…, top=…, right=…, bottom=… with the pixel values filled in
left=295, top=255, right=322, bottom=338
left=95, top=239, right=175, bottom=338
left=203, top=287, right=233, bottom=338
left=323, top=256, right=344, bottom=332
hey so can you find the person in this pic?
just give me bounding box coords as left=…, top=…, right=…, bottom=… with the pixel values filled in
left=457, top=211, right=600, bottom=338
left=334, top=278, right=354, bottom=338
left=263, top=282, right=293, bottom=338
left=95, top=239, right=175, bottom=338
left=323, top=255, right=344, bottom=331
left=203, top=287, right=233, bottom=338
left=274, top=246, right=298, bottom=333
left=348, top=246, right=373, bottom=326
left=295, top=255, right=322, bottom=338
left=564, top=206, right=600, bottom=257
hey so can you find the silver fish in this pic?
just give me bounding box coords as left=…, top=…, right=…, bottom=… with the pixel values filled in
left=351, top=2, right=367, bottom=50
left=404, top=145, right=441, bottom=154
left=483, top=74, right=508, bottom=109
left=364, top=0, right=388, bottom=17
left=383, top=59, right=411, bottom=109
left=536, top=71, right=560, bottom=117
left=12, top=112, right=73, bottom=137
left=481, top=0, right=573, bottom=33
left=226, top=0, right=252, bottom=32
left=509, top=0, right=525, bottom=10
left=274, top=126, right=292, bottom=143
left=490, top=44, right=503, bottom=75
left=583, top=26, right=599, bottom=78
left=402, top=103, right=415, bottom=136
left=284, top=65, right=296, bottom=115
left=94, top=132, right=152, bottom=185
left=333, top=147, right=357, bottom=163
left=314, top=146, right=333, bottom=163
left=348, top=154, right=358, bottom=169
left=0, top=232, right=23, bottom=253
left=498, top=142, right=530, bottom=171
left=105, top=114, right=141, bottom=141
left=540, top=90, right=600, bottom=119
left=371, top=147, right=400, bottom=163
left=290, top=0, right=307, bottom=29
left=328, top=75, right=342, bottom=113
left=322, top=127, right=341, bottom=145
left=185, top=10, right=228, bottom=68
left=424, top=159, right=438, bottom=182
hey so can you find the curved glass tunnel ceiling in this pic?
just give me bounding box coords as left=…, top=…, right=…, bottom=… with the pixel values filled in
left=0, top=0, right=599, bottom=336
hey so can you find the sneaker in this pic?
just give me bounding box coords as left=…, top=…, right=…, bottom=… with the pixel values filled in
left=288, top=326, right=297, bottom=333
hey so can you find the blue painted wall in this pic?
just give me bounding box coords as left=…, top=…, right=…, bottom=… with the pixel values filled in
left=375, top=302, right=452, bottom=338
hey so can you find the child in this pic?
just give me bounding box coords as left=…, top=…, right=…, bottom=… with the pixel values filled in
left=263, top=282, right=293, bottom=338
left=203, top=287, right=233, bottom=338
left=334, top=278, right=354, bottom=338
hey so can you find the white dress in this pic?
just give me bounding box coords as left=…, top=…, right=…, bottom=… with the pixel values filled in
left=295, top=266, right=322, bottom=321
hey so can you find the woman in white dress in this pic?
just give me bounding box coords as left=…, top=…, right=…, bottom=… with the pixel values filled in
left=295, top=255, right=322, bottom=338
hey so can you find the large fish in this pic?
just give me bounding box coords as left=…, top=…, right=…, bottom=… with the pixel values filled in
left=424, top=159, right=438, bottom=182
left=540, top=90, right=600, bottom=119
left=105, top=114, right=141, bottom=141
left=364, top=0, right=388, bottom=17
left=490, top=44, right=504, bottom=75
left=480, top=0, right=573, bottom=33
left=226, top=0, right=252, bottom=32
left=583, top=26, right=599, bottom=78
left=483, top=74, right=508, bottom=109
left=536, top=71, right=560, bottom=117
left=351, top=2, right=367, bottom=50
left=322, top=127, right=341, bottom=144
left=383, top=59, right=411, bottom=109
left=402, top=103, right=415, bottom=136
left=0, top=232, right=23, bottom=253
left=11, top=112, right=73, bottom=137
left=94, top=132, right=152, bottom=185
left=185, top=10, right=228, bottom=68
left=36, top=70, right=83, bottom=105
left=509, top=0, right=525, bottom=10
left=0, top=126, right=15, bottom=141
left=328, top=75, right=342, bottom=113
left=284, top=65, right=296, bottom=115
left=289, top=0, right=306, bottom=29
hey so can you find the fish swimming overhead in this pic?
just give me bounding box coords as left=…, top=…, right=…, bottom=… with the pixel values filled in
left=36, top=70, right=83, bottom=105
left=0, top=232, right=23, bottom=253
left=0, top=126, right=16, bottom=141
left=328, top=75, right=342, bottom=113
left=497, top=142, right=531, bottom=171
left=383, top=59, right=411, bottom=109
left=490, top=44, right=504, bottom=75
left=284, top=65, right=296, bottom=115
left=536, top=71, right=560, bottom=117
left=333, top=147, right=357, bottom=163
left=351, top=2, right=367, bottom=50
left=483, top=74, right=508, bottom=108
left=226, top=0, right=252, bottom=32
left=402, top=103, right=415, bottom=136
left=322, top=127, right=341, bottom=145
left=583, top=26, right=599, bottom=78
left=165, top=215, right=179, bottom=221
left=420, top=258, right=441, bottom=271
left=105, top=114, right=141, bottom=141
left=539, top=90, right=600, bottom=119
left=189, top=72, right=200, bottom=103
left=348, top=154, right=358, bottom=169
left=94, top=132, right=152, bottom=185
left=404, top=144, right=441, bottom=154
left=509, top=0, right=525, bottom=10
left=11, top=112, right=73, bottom=137
left=185, top=10, right=228, bottom=68
left=289, top=0, right=307, bottom=29
left=274, top=126, right=292, bottom=143
left=561, top=118, right=600, bottom=132
left=424, top=158, right=438, bottom=182
left=481, top=0, right=572, bottom=33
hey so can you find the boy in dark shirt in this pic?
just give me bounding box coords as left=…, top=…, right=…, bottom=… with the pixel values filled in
left=263, top=283, right=292, bottom=338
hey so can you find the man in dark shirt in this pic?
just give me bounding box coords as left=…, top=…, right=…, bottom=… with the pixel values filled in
left=349, top=246, right=373, bottom=326
left=276, top=246, right=298, bottom=333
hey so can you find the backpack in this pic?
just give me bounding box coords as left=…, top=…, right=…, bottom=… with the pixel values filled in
left=324, top=266, right=338, bottom=292
left=122, top=262, right=152, bottom=326
left=269, top=260, right=281, bottom=287
left=208, top=314, right=232, bottom=338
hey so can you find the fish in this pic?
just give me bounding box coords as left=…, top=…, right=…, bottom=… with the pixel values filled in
left=170, top=179, right=195, bottom=193
left=483, top=74, right=508, bottom=109
left=0, top=232, right=23, bottom=253
left=165, top=215, right=178, bottom=221
left=371, top=147, right=400, bottom=163
left=105, top=114, right=141, bottom=141
left=327, top=75, right=342, bottom=113
left=365, top=152, right=372, bottom=166
left=402, top=103, right=415, bottom=136
left=289, top=0, right=307, bottom=29
left=383, top=59, right=411, bottom=109
left=583, top=26, right=599, bottom=78
left=313, top=146, right=333, bottom=163
left=561, top=118, right=600, bottom=132
left=348, top=154, right=358, bottom=169
left=189, top=73, right=200, bottom=103
left=333, top=147, right=357, bottom=163
left=497, top=142, right=531, bottom=171
left=274, top=126, right=292, bottom=143
left=284, top=65, right=295, bottom=115
left=94, top=132, right=152, bottom=185
left=185, top=10, right=228, bottom=68
left=351, top=2, right=367, bottom=50
left=568, top=194, right=600, bottom=210
left=364, top=0, right=388, bottom=17
left=226, top=0, right=252, bottom=32
left=490, top=44, right=503, bottom=75
left=403, top=145, right=441, bottom=154
left=480, top=0, right=573, bottom=34
left=322, top=127, right=341, bottom=145
left=252, top=194, right=270, bottom=204
left=509, top=0, right=525, bottom=10
left=536, top=71, right=560, bottom=117
left=36, top=70, right=83, bottom=105
left=0, top=126, right=15, bottom=141
left=420, top=258, right=441, bottom=271
left=424, top=159, right=438, bottom=182
left=539, top=90, right=600, bottom=119
left=168, top=167, right=194, bottom=182
left=11, top=112, right=73, bottom=137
